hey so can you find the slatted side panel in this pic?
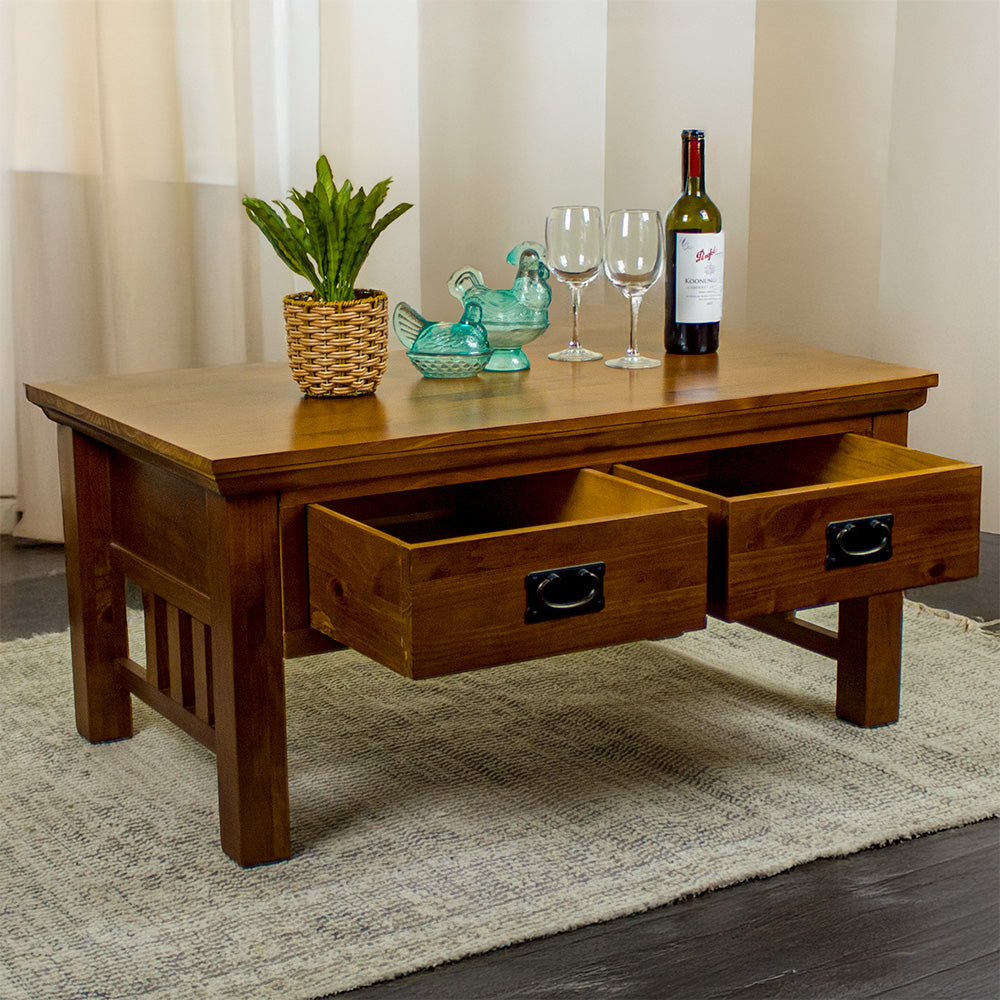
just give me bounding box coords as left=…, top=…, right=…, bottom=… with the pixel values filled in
left=142, top=590, right=214, bottom=726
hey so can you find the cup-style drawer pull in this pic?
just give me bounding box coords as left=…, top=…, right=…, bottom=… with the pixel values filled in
left=826, top=515, right=894, bottom=569
left=525, top=563, right=605, bottom=623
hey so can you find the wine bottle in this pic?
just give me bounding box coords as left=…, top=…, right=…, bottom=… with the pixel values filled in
left=664, top=129, right=724, bottom=354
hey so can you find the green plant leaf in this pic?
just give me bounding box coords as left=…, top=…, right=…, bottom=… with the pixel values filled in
left=332, top=185, right=368, bottom=296
left=243, top=158, right=410, bottom=301
left=339, top=183, right=380, bottom=292
left=283, top=187, right=322, bottom=279
left=356, top=200, right=413, bottom=267
left=333, top=178, right=352, bottom=244
left=364, top=178, right=391, bottom=218
left=312, top=179, right=337, bottom=300
left=276, top=201, right=309, bottom=254
left=242, top=196, right=321, bottom=293
left=315, top=155, right=336, bottom=206
left=298, top=191, right=330, bottom=291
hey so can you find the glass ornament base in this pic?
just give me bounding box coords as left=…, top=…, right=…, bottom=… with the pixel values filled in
left=485, top=348, right=531, bottom=372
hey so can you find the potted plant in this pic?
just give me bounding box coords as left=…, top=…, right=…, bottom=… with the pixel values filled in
left=243, top=155, right=412, bottom=396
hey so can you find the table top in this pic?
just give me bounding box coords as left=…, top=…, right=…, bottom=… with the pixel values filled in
left=27, top=323, right=938, bottom=495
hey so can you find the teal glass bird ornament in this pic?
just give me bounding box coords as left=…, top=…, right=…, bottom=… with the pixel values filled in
left=393, top=300, right=493, bottom=378
left=446, top=241, right=551, bottom=371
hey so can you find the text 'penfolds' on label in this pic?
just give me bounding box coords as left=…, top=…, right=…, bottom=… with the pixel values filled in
left=674, top=232, right=725, bottom=324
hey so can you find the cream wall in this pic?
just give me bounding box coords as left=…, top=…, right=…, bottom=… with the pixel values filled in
left=747, top=0, right=998, bottom=531
left=416, top=0, right=609, bottom=320
left=414, top=0, right=756, bottom=324
left=876, top=1, right=999, bottom=533
left=604, top=0, right=756, bottom=332
left=747, top=0, right=897, bottom=351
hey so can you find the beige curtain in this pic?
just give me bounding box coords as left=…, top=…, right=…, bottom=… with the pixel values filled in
left=3, top=0, right=997, bottom=542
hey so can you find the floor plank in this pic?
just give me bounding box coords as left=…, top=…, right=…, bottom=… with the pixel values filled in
left=878, top=952, right=1000, bottom=999
left=338, top=820, right=998, bottom=999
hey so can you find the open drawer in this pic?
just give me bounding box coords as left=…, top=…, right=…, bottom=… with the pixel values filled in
left=307, top=468, right=707, bottom=679
left=614, top=433, right=981, bottom=621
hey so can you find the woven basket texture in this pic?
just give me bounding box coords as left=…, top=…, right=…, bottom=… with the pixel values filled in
left=283, top=290, right=389, bottom=397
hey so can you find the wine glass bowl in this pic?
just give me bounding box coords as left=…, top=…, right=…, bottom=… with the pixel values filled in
left=603, top=209, right=664, bottom=370
left=545, top=206, right=604, bottom=362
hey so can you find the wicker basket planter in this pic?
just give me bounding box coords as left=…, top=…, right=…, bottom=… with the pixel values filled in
left=283, top=289, right=389, bottom=397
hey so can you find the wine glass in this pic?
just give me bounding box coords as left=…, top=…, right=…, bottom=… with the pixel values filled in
left=544, top=206, right=604, bottom=362
left=603, top=209, right=664, bottom=369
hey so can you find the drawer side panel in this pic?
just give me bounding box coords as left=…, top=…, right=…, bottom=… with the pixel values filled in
left=307, top=505, right=411, bottom=672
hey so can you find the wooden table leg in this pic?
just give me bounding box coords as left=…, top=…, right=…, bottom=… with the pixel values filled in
left=834, top=411, right=908, bottom=727
left=206, top=491, right=290, bottom=866
left=835, top=591, right=904, bottom=727
left=57, top=427, right=132, bottom=742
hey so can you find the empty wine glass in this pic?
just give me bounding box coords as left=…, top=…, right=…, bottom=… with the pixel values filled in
left=603, top=209, right=664, bottom=369
left=545, top=206, right=604, bottom=362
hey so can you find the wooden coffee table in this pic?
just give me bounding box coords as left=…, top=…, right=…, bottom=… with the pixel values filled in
left=26, top=326, right=981, bottom=866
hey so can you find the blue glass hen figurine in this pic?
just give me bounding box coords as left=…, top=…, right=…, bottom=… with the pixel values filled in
left=393, top=300, right=493, bottom=378
left=446, top=241, right=552, bottom=371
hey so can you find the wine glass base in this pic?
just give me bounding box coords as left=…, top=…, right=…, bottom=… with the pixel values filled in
left=548, top=346, right=604, bottom=362
left=605, top=355, right=661, bottom=369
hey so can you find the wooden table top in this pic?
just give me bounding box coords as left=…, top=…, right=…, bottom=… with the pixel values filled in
left=27, top=323, right=938, bottom=494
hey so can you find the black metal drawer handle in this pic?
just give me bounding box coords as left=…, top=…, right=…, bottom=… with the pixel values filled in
left=525, top=562, right=606, bottom=623
left=826, top=515, right=894, bottom=569
left=537, top=569, right=601, bottom=610
left=836, top=521, right=891, bottom=558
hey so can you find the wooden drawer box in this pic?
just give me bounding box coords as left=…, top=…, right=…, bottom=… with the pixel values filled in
left=614, top=434, right=981, bottom=621
left=307, top=468, right=707, bottom=679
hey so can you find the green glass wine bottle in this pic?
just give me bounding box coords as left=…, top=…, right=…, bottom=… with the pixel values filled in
left=664, top=129, right=724, bottom=354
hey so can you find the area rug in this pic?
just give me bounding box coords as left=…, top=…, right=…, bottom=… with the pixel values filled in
left=1, top=602, right=997, bottom=1000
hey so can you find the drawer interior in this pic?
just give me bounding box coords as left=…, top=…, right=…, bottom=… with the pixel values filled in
left=623, top=434, right=960, bottom=498
left=316, top=467, right=697, bottom=544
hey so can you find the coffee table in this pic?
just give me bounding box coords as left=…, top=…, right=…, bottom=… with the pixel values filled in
left=26, top=326, right=981, bottom=866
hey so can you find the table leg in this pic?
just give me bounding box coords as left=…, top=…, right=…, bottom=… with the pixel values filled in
left=835, top=591, right=904, bottom=727
left=834, top=412, right=909, bottom=727
left=57, top=427, right=132, bottom=742
left=205, top=491, right=290, bottom=866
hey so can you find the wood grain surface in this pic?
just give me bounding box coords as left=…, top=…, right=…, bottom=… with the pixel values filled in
left=27, top=326, right=938, bottom=496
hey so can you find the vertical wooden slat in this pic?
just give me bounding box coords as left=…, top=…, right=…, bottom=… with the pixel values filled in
left=144, top=583, right=214, bottom=721
left=143, top=592, right=171, bottom=691
left=166, top=604, right=195, bottom=707
left=57, top=426, right=132, bottom=742
left=191, top=620, right=214, bottom=725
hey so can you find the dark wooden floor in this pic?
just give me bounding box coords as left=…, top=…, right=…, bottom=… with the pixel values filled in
left=2, top=533, right=997, bottom=1000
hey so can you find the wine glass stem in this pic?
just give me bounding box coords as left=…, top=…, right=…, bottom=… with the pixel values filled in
left=627, top=292, right=642, bottom=357
left=569, top=285, right=583, bottom=350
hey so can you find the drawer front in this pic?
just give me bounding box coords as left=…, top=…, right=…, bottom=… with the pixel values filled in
left=615, top=435, right=981, bottom=620
left=307, top=469, right=708, bottom=679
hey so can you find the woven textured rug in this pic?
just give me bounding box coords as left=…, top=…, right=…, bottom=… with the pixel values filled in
left=1, top=601, right=997, bottom=1000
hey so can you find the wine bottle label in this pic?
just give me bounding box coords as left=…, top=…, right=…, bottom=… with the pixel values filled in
left=674, top=232, right=724, bottom=323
